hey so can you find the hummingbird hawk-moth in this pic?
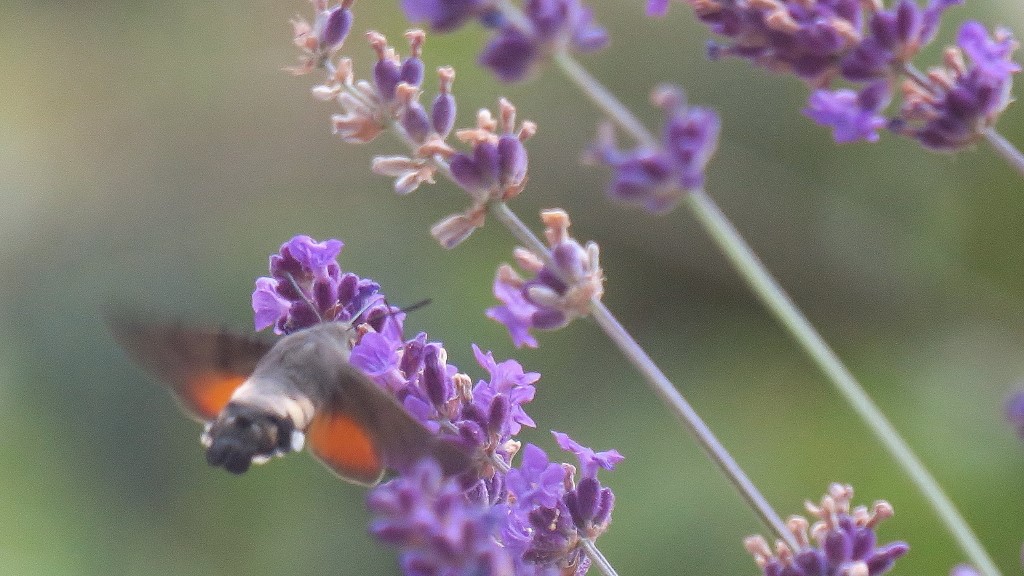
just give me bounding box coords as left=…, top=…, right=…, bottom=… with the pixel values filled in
left=107, top=312, right=475, bottom=485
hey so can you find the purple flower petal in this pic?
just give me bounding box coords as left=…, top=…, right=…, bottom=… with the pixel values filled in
left=552, top=431, right=624, bottom=477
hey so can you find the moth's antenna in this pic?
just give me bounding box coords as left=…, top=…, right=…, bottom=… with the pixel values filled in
left=398, top=298, right=431, bottom=315
left=350, top=297, right=431, bottom=327
left=284, top=273, right=325, bottom=323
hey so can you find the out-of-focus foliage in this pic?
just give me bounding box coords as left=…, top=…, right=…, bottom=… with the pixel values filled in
left=2, top=0, right=1024, bottom=574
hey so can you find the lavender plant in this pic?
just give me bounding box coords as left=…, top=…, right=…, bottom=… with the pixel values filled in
left=263, top=0, right=1024, bottom=574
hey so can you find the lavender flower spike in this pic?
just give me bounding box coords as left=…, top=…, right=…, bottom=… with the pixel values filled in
left=745, top=484, right=909, bottom=576
left=488, top=209, right=604, bottom=348
left=368, top=460, right=514, bottom=576
left=894, top=21, right=1020, bottom=151
left=479, top=0, right=609, bottom=83
left=431, top=99, right=536, bottom=248
left=252, top=234, right=398, bottom=335
left=589, top=85, right=720, bottom=213
left=287, top=0, right=354, bottom=75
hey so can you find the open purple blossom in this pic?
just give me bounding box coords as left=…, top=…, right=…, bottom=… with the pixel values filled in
left=589, top=85, right=720, bottom=212
left=488, top=209, right=603, bottom=348
left=893, top=22, right=1020, bottom=150
left=950, top=565, right=981, bottom=576
left=368, top=460, right=514, bottom=575
left=502, top=435, right=619, bottom=575
left=553, top=431, right=623, bottom=477
left=252, top=235, right=399, bottom=335
left=745, top=484, right=909, bottom=576
left=804, top=81, right=891, bottom=143
left=478, top=0, right=609, bottom=82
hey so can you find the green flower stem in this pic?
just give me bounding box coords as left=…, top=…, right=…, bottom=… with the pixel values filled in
left=686, top=188, right=1001, bottom=576
left=551, top=49, right=1001, bottom=576
left=489, top=202, right=800, bottom=551
left=582, top=538, right=620, bottom=576
left=984, top=128, right=1024, bottom=179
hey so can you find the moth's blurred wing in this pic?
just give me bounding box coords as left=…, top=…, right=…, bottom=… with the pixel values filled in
left=107, top=311, right=272, bottom=421
left=307, top=363, right=475, bottom=485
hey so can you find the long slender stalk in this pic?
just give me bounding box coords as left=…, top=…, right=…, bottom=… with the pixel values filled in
left=984, top=128, right=1024, bottom=178
left=687, top=189, right=1001, bottom=576
left=550, top=49, right=1002, bottom=576
left=582, top=538, right=620, bottom=576
left=489, top=202, right=799, bottom=550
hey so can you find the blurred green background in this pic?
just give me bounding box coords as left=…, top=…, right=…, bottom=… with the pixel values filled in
left=4, top=0, right=1024, bottom=574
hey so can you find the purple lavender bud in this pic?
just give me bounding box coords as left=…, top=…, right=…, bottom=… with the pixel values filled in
left=566, top=476, right=600, bottom=530
left=349, top=332, right=402, bottom=384
left=431, top=91, right=456, bottom=138
left=400, top=332, right=427, bottom=376
left=422, top=343, right=451, bottom=408
left=530, top=308, right=569, bottom=330
left=950, top=565, right=981, bottom=576
left=497, top=134, right=528, bottom=190
left=401, top=100, right=432, bottom=143
left=866, top=542, right=910, bottom=574
left=319, top=6, right=352, bottom=50
left=526, top=0, right=563, bottom=37
left=336, top=273, right=358, bottom=306
left=486, top=393, right=510, bottom=435
left=823, top=529, right=854, bottom=564
left=870, top=10, right=902, bottom=49
left=450, top=141, right=501, bottom=196
left=894, top=0, right=924, bottom=45
left=400, top=57, right=424, bottom=87
left=794, top=549, right=826, bottom=575
left=479, top=27, right=541, bottom=83
left=374, top=58, right=402, bottom=101
left=592, top=486, right=613, bottom=526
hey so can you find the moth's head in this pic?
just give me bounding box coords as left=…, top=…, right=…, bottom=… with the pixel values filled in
left=201, top=405, right=303, bottom=474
